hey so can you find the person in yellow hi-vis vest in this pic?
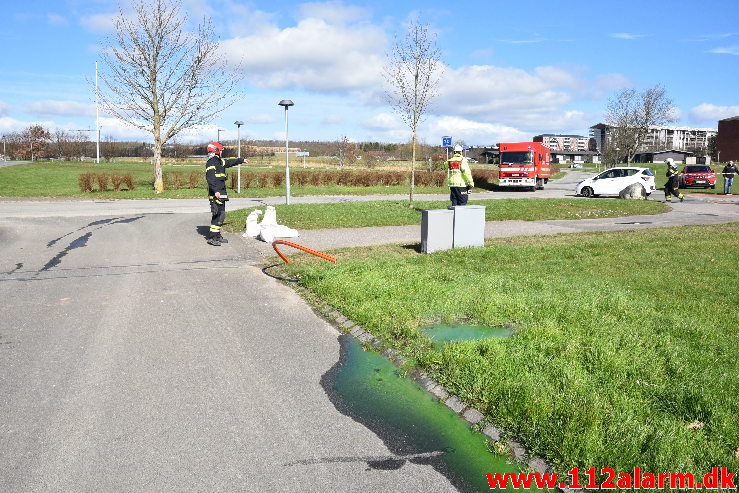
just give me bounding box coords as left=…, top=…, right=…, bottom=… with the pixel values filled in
left=445, top=144, right=475, bottom=206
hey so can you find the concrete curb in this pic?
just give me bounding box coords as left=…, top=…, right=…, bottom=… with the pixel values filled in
left=296, top=284, right=569, bottom=489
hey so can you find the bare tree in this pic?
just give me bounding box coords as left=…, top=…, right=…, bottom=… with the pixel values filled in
left=335, top=136, right=356, bottom=168
left=50, top=129, right=71, bottom=160
left=1, top=132, right=21, bottom=160
left=385, top=20, right=442, bottom=208
left=707, top=135, right=718, bottom=161
left=101, top=135, right=124, bottom=162
left=100, top=0, right=242, bottom=192
left=604, top=84, right=676, bottom=164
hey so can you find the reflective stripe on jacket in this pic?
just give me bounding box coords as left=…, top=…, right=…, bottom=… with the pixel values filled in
left=666, top=167, right=679, bottom=185
left=205, top=156, right=243, bottom=200
left=446, top=152, right=474, bottom=188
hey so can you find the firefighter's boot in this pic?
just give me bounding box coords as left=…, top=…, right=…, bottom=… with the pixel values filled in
left=217, top=234, right=228, bottom=244
left=207, top=236, right=221, bottom=246
left=678, top=193, right=684, bottom=202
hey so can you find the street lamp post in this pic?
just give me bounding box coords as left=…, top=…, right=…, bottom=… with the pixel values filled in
left=217, top=128, right=224, bottom=142
left=95, top=61, right=100, bottom=164
left=234, top=121, right=244, bottom=193
left=278, top=100, right=294, bottom=205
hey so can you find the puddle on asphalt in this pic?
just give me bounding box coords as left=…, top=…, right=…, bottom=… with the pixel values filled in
left=321, top=334, right=532, bottom=492
left=40, top=232, right=92, bottom=271
left=41, top=216, right=144, bottom=271
left=422, top=324, right=512, bottom=350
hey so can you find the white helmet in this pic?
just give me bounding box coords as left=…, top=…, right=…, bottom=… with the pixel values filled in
left=453, top=144, right=463, bottom=152
left=666, top=158, right=676, bottom=169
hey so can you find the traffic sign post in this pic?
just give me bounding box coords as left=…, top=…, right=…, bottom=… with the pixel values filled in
left=442, top=136, right=452, bottom=160
left=296, top=151, right=309, bottom=167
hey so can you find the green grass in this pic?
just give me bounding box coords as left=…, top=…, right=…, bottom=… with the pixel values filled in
left=0, top=160, right=450, bottom=199
left=224, top=198, right=668, bottom=231
left=279, top=224, right=739, bottom=478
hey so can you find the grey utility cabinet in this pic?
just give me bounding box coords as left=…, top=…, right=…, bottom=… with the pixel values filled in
left=421, top=209, right=454, bottom=253
left=421, top=205, right=486, bottom=253
left=451, top=205, right=486, bottom=248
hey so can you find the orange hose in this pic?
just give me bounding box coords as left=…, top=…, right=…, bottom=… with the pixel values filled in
left=272, top=240, right=337, bottom=264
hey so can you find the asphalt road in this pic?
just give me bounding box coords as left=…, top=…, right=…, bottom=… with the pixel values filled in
left=0, top=214, right=459, bottom=492
left=1, top=172, right=737, bottom=492
left=0, top=160, right=30, bottom=169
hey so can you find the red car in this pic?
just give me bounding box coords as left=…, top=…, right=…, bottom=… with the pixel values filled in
left=679, top=165, right=716, bottom=189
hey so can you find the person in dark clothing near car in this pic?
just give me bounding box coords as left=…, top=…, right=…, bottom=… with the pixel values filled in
left=205, top=142, right=246, bottom=246
left=664, top=158, right=684, bottom=202
left=722, top=160, right=738, bottom=195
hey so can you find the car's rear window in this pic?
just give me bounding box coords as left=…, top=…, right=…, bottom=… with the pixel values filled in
left=684, top=166, right=712, bottom=173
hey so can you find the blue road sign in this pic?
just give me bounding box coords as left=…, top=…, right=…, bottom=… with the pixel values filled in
left=442, top=136, right=452, bottom=147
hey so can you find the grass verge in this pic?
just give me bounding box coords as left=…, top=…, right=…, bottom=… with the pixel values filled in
left=224, top=198, right=668, bottom=231
left=278, top=223, right=739, bottom=478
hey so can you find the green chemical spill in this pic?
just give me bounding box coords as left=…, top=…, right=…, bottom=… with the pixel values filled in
left=322, top=335, right=535, bottom=492
left=423, top=324, right=512, bottom=350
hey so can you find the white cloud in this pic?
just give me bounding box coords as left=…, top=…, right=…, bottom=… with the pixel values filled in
left=321, top=114, right=343, bottom=124
left=360, top=112, right=401, bottom=131
left=686, top=32, right=738, bottom=42
left=24, top=100, right=97, bottom=118
left=219, top=2, right=276, bottom=37
left=0, top=101, right=10, bottom=117
left=469, top=48, right=493, bottom=60
left=497, top=39, right=543, bottom=44
left=689, top=103, right=739, bottom=123
left=219, top=6, right=386, bottom=92
left=246, top=113, right=277, bottom=124
left=610, top=33, right=647, bottom=40
left=0, top=116, right=27, bottom=134
left=423, top=116, right=529, bottom=145
left=47, top=14, right=67, bottom=26
left=708, top=45, right=739, bottom=55
left=593, top=73, right=632, bottom=92
left=433, top=65, right=586, bottom=130
left=298, top=1, right=370, bottom=25
left=80, top=13, right=116, bottom=32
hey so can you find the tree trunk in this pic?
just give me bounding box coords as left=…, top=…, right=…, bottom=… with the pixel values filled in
left=409, top=130, right=416, bottom=208
left=153, top=140, right=164, bottom=193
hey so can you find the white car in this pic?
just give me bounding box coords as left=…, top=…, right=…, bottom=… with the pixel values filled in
left=576, top=167, right=656, bottom=198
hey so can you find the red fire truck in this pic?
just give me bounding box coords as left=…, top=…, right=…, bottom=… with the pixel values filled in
left=498, top=142, right=552, bottom=190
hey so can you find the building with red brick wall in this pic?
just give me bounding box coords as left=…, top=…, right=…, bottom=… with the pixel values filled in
left=718, top=116, right=739, bottom=162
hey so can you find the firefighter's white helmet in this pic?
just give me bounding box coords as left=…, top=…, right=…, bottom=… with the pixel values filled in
left=453, top=144, right=463, bottom=152
left=666, top=158, right=676, bottom=169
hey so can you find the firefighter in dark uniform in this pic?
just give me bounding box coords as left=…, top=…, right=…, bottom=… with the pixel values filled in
left=205, top=142, right=247, bottom=246
left=664, top=158, right=684, bottom=202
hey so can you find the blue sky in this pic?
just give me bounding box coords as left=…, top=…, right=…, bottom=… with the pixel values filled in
left=1, top=0, right=738, bottom=146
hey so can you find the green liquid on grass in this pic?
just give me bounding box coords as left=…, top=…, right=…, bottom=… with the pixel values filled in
left=324, top=335, right=533, bottom=492
left=423, top=324, right=512, bottom=350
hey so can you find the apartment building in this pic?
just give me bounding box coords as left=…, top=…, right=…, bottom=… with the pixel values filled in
left=717, top=116, right=739, bottom=161
left=589, top=123, right=717, bottom=153
left=533, top=134, right=590, bottom=151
